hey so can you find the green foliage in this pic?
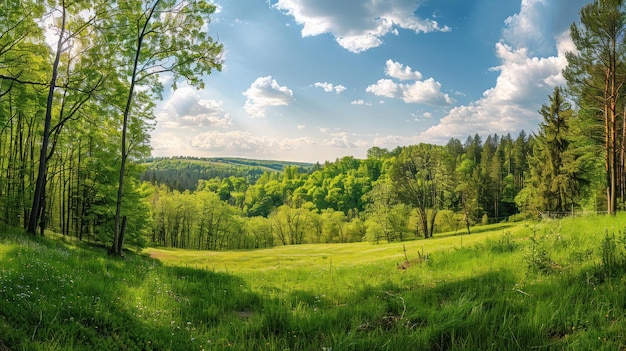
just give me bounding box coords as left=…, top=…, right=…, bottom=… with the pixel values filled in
left=141, top=157, right=312, bottom=192
left=564, top=0, right=626, bottom=215
left=488, top=231, right=519, bottom=253
left=525, top=229, right=558, bottom=275
left=598, top=229, right=626, bottom=278
left=521, top=87, right=591, bottom=214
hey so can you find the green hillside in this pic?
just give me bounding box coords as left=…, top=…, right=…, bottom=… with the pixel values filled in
left=2, top=215, right=626, bottom=350
left=140, top=157, right=315, bottom=192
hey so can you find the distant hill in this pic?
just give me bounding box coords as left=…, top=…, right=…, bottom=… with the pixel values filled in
left=140, top=156, right=316, bottom=192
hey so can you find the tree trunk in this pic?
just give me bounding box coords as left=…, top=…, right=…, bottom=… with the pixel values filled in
left=27, top=2, right=66, bottom=235
left=111, top=0, right=160, bottom=255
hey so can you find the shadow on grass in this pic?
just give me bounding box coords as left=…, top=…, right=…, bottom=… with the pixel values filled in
left=2, top=227, right=625, bottom=351
left=434, top=223, right=518, bottom=239
left=0, top=229, right=260, bottom=350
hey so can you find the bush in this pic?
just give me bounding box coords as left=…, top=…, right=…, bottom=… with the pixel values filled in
left=481, top=214, right=489, bottom=225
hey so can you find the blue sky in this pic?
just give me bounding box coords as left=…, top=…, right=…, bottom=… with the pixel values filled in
left=151, top=0, right=591, bottom=163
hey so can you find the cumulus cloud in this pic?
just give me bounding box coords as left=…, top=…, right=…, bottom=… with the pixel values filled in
left=273, top=0, right=450, bottom=53
left=351, top=99, right=371, bottom=106
left=191, top=131, right=313, bottom=153
left=420, top=36, right=571, bottom=143
left=372, top=134, right=419, bottom=150
left=385, top=59, right=422, bottom=81
left=366, top=60, right=453, bottom=106
left=502, top=0, right=548, bottom=53
left=366, top=79, right=399, bottom=98
left=501, top=0, right=585, bottom=56
left=327, top=132, right=368, bottom=149
left=401, top=78, right=454, bottom=105
left=314, top=82, right=347, bottom=94
left=157, top=86, right=231, bottom=128
left=416, top=0, right=581, bottom=143
left=243, top=76, right=294, bottom=117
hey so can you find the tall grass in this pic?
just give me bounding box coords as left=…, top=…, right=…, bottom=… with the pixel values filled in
left=1, top=214, right=626, bottom=350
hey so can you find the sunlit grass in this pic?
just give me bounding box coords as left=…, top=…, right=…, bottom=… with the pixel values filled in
left=2, top=214, right=626, bottom=350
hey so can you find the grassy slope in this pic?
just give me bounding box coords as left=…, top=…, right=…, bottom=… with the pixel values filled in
left=146, top=157, right=314, bottom=172
left=1, top=215, right=626, bottom=350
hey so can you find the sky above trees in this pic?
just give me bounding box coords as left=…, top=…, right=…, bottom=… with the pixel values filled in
left=150, top=0, right=591, bottom=163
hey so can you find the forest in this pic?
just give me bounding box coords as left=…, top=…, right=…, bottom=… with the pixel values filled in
left=0, top=0, right=625, bottom=252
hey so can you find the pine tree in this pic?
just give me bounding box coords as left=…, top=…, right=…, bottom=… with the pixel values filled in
left=565, top=0, right=626, bottom=214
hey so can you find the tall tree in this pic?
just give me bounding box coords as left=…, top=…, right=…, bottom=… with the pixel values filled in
left=109, top=0, right=223, bottom=255
left=390, top=144, right=451, bottom=238
left=565, top=0, right=626, bottom=215
left=523, top=88, right=575, bottom=212
left=27, top=0, right=113, bottom=235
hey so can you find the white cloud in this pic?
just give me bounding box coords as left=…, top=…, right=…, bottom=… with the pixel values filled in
left=327, top=132, right=368, bottom=149
left=420, top=35, right=571, bottom=143
left=351, top=99, right=371, bottom=106
left=366, top=79, right=399, bottom=98
left=372, top=135, right=418, bottom=149
left=385, top=59, right=422, bottom=81
left=401, top=78, right=454, bottom=105
left=273, top=0, right=450, bottom=53
left=243, top=76, right=294, bottom=117
left=416, top=0, right=579, bottom=144
left=191, top=131, right=314, bottom=153
left=152, top=129, right=317, bottom=160
left=314, top=82, right=347, bottom=94
left=366, top=62, right=453, bottom=106
left=157, top=86, right=231, bottom=128
left=502, top=0, right=547, bottom=53
left=297, top=124, right=306, bottom=129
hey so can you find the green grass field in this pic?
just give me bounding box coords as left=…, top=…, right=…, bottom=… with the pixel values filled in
left=2, top=215, right=626, bottom=350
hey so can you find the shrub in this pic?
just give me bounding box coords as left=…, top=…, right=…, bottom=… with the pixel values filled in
left=599, top=230, right=623, bottom=278
left=525, top=232, right=557, bottom=275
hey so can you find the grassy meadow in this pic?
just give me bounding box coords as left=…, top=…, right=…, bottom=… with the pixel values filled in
left=2, top=215, right=626, bottom=350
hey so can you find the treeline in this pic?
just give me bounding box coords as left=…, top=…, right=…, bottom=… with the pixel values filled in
left=1, top=1, right=625, bottom=251
left=140, top=157, right=313, bottom=192
left=141, top=129, right=545, bottom=249
left=143, top=77, right=611, bottom=249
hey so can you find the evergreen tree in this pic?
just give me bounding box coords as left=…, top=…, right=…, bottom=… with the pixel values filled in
left=565, top=0, right=626, bottom=214
left=519, top=87, right=588, bottom=214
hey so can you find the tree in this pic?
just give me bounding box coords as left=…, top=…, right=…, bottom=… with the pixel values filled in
left=524, top=88, right=574, bottom=212
left=109, top=0, right=223, bottom=255
left=27, top=0, right=112, bottom=235
left=390, top=144, right=450, bottom=238
left=565, top=0, right=626, bottom=215
left=455, top=156, right=481, bottom=233
left=365, top=179, right=398, bottom=242
left=0, top=3, right=48, bottom=229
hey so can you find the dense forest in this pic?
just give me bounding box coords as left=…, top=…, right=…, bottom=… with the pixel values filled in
left=0, top=0, right=625, bottom=251
left=140, top=157, right=314, bottom=192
